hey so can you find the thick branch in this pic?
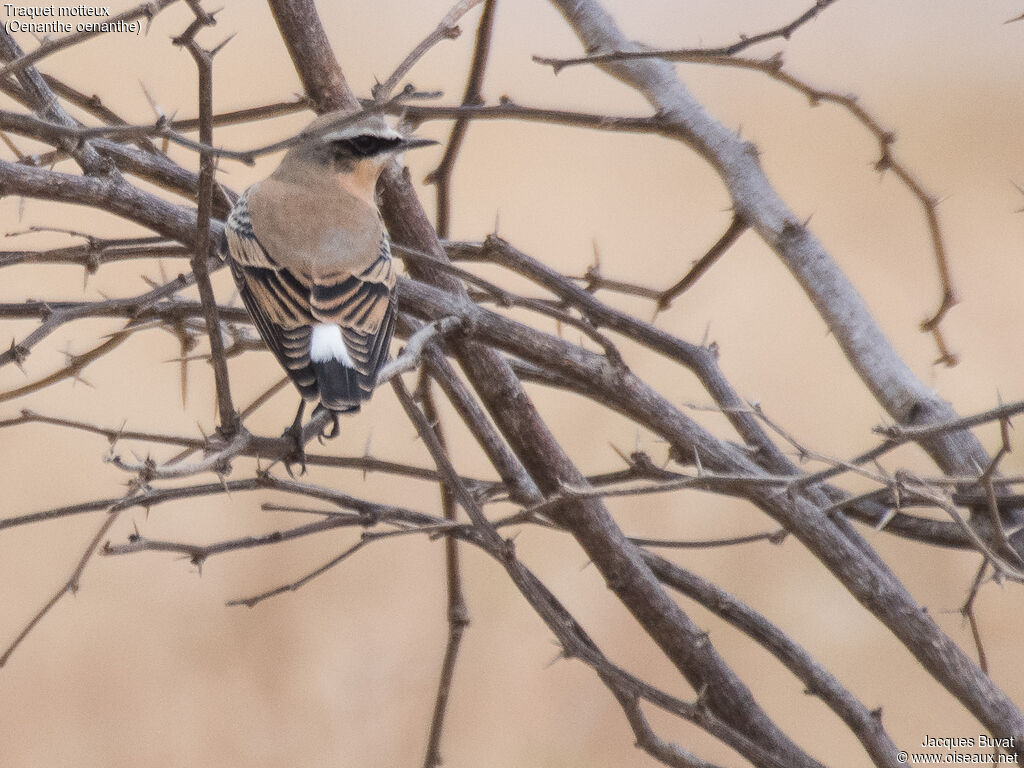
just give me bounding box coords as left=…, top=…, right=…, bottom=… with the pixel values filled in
left=542, top=0, right=998, bottom=496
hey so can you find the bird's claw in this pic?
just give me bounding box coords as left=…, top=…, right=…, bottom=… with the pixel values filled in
left=282, top=401, right=308, bottom=477
left=282, top=429, right=307, bottom=478
left=313, top=404, right=342, bottom=443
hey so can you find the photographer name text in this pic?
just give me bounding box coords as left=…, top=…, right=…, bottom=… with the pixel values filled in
left=923, top=736, right=1016, bottom=750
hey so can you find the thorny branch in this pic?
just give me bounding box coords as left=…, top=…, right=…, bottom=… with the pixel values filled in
left=535, top=0, right=841, bottom=71
left=373, top=0, right=483, bottom=101
left=535, top=40, right=957, bottom=364
left=177, top=4, right=237, bottom=433
left=0, top=87, right=438, bottom=167
left=415, top=371, right=470, bottom=768
left=424, top=0, right=498, bottom=239
left=1, top=0, right=1023, bottom=766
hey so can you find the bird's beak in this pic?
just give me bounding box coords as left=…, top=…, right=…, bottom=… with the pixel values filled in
left=396, top=137, right=439, bottom=151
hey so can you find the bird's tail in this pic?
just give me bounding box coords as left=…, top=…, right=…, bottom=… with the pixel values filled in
left=311, top=359, right=362, bottom=413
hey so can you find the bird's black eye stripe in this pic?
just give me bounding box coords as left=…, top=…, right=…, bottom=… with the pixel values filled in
left=336, top=135, right=404, bottom=157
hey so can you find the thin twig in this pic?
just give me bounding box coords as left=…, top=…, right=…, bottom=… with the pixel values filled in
left=177, top=7, right=237, bottom=432
left=0, top=88, right=437, bottom=166
left=170, top=98, right=311, bottom=132
left=533, top=0, right=843, bottom=71
left=425, top=0, right=498, bottom=238
left=961, top=560, right=992, bottom=675
left=0, top=508, right=123, bottom=667
left=374, top=0, right=483, bottom=100
left=418, top=374, right=470, bottom=768
left=631, top=529, right=787, bottom=550
left=655, top=214, right=748, bottom=312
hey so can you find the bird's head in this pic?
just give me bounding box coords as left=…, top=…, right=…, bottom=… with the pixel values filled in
left=277, top=112, right=437, bottom=195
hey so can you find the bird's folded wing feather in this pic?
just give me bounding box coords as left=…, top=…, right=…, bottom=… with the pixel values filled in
left=223, top=193, right=397, bottom=400
left=310, top=234, right=397, bottom=394
left=222, top=193, right=318, bottom=398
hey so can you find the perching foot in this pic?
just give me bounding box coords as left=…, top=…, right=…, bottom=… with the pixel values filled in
left=282, top=400, right=307, bottom=477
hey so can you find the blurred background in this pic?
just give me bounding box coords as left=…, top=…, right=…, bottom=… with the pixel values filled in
left=1, top=1, right=1023, bottom=765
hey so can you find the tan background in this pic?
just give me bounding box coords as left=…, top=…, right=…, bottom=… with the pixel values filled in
left=2, top=1, right=1023, bottom=765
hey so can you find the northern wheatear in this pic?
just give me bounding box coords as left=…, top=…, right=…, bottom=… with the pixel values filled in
left=221, top=111, right=436, bottom=452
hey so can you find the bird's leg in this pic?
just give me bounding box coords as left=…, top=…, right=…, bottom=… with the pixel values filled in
left=312, top=403, right=341, bottom=442
left=282, top=399, right=307, bottom=477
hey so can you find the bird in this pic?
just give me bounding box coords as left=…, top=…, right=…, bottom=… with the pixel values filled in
left=221, top=110, right=437, bottom=468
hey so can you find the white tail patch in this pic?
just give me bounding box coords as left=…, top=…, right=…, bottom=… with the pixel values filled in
left=310, top=323, right=355, bottom=366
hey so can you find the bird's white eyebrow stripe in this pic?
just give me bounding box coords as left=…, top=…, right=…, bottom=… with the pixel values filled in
left=324, top=124, right=403, bottom=142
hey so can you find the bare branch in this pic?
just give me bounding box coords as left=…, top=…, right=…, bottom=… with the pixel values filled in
left=374, top=0, right=483, bottom=100
left=424, top=0, right=498, bottom=238
left=0, top=509, right=122, bottom=668
left=418, top=374, right=470, bottom=768
left=176, top=7, right=237, bottom=433
left=534, top=0, right=843, bottom=70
